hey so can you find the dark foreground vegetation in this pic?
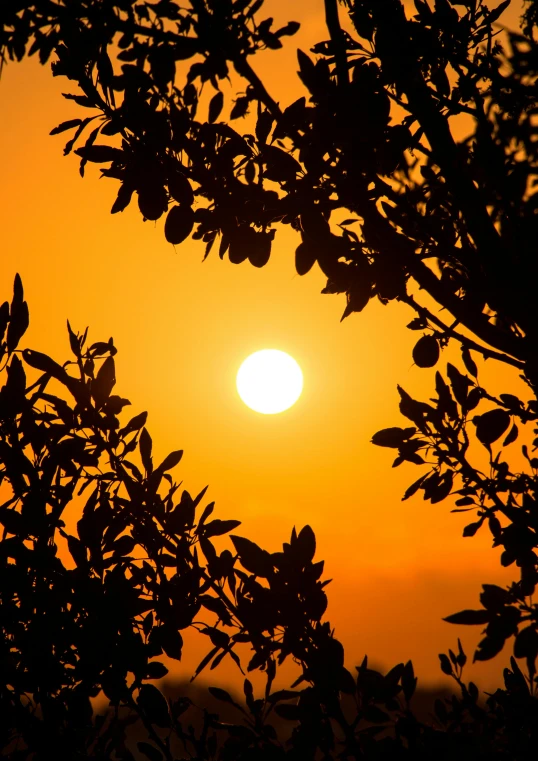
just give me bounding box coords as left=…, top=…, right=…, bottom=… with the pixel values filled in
left=2, top=0, right=538, bottom=758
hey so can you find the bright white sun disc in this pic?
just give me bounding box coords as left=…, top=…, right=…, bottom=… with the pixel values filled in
left=236, top=350, right=303, bottom=414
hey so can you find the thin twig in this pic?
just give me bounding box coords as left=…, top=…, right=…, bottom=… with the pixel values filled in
left=402, top=293, right=525, bottom=370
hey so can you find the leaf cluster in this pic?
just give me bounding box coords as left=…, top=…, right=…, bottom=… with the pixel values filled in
left=2, top=276, right=538, bottom=759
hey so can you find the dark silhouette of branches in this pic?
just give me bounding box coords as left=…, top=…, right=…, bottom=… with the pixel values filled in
left=3, top=0, right=538, bottom=757
left=1, top=276, right=538, bottom=759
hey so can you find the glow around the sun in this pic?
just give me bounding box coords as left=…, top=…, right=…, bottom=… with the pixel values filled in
left=236, top=350, right=303, bottom=414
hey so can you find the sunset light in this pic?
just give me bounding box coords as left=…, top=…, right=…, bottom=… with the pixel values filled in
left=236, top=350, right=303, bottom=414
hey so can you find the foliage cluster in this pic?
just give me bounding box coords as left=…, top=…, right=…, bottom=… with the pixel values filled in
left=0, top=277, right=537, bottom=759
left=2, top=0, right=538, bottom=758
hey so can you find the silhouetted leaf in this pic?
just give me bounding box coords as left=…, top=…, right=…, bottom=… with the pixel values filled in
left=438, top=653, right=453, bottom=675
left=208, top=91, right=224, bottom=123
left=444, top=609, right=490, bottom=625
left=461, top=346, right=478, bottom=377
left=230, top=96, right=250, bottom=119
left=294, top=524, right=316, bottom=566
left=140, top=428, right=153, bottom=473
left=139, top=186, right=168, bottom=221
left=92, top=356, right=116, bottom=407
left=463, top=518, right=484, bottom=537
left=274, top=703, right=300, bottom=720
left=146, top=662, right=169, bottom=680
left=230, top=535, right=273, bottom=577
left=295, top=241, right=317, bottom=275
left=203, top=519, right=241, bottom=537
left=158, top=450, right=183, bottom=472
left=157, top=626, right=183, bottom=660
left=208, top=687, right=236, bottom=705
left=7, top=274, right=29, bottom=353
left=372, top=427, right=416, bottom=448
left=75, top=145, right=123, bottom=163
left=474, top=635, right=506, bottom=661
left=165, top=205, right=195, bottom=245
left=413, top=335, right=439, bottom=368
left=137, top=685, right=170, bottom=728
left=168, top=172, right=194, bottom=206
left=111, top=183, right=134, bottom=214
left=119, top=411, right=148, bottom=439
left=50, top=118, right=83, bottom=135
left=473, top=409, right=511, bottom=447
left=503, top=423, right=518, bottom=446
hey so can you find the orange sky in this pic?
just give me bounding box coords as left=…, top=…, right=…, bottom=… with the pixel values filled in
left=0, top=0, right=526, bottom=691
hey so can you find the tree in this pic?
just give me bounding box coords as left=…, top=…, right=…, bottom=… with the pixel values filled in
left=1, top=276, right=537, bottom=760
left=2, top=0, right=538, bottom=757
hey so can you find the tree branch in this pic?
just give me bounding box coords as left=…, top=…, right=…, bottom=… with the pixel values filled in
left=324, top=0, right=349, bottom=90
left=402, top=293, right=525, bottom=371
left=233, top=56, right=282, bottom=120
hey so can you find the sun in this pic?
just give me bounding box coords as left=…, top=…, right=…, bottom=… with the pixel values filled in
left=236, top=350, right=303, bottom=414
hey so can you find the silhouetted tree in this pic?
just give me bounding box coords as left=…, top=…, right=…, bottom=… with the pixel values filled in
left=2, top=277, right=538, bottom=760
left=2, top=0, right=538, bottom=757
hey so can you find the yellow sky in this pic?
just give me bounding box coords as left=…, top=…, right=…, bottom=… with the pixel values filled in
left=0, top=0, right=526, bottom=690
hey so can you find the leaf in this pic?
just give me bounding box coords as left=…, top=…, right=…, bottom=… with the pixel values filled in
left=514, top=626, right=538, bottom=660
left=295, top=524, right=316, bottom=564
left=22, top=349, right=67, bottom=380
left=446, top=363, right=471, bottom=407
left=168, top=172, right=194, bottom=206
left=158, top=450, right=183, bottom=472
left=463, top=519, right=484, bottom=537
left=74, top=145, right=124, bottom=163
left=503, top=423, right=518, bottom=446
left=50, top=119, right=83, bottom=135
left=429, top=471, right=453, bottom=504
left=146, top=661, right=169, bottom=680
left=203, top=519, right=241, bottom=537
left=372, top=427, right=416, bottom=448
left=263, top=145, right=302, bottom=181
left=274, top=703, right=300, bottom=720
left=208, top=687, right=237, bottom=705
left=402, top=473, right=429, bottom=501
left=401, top=660, right=416, bottom=701
left=111, top=183, right=134, bottom=214
left=208, top=91, right=224, bottom=123
left=256, top=110, right=273, bottom=144
left=295, top=241, right=317, bottom=276
left=297, top=48, right=317, bottom=92
left=66, top=320, right=81, bottom=357
left=157, top=626, right=183, bottom=660
left=120, top=410, right=148, bottom=437
left=474, top=635, right=506, bottom=662
left=230, top=535, right=273, bottom=577
left=137, top=684, right=170, bottom=728
left=473, top=409, right=511, bottom=447
left=276, top=20, right=301, bottom=37
left=438, top=653, right=453, bottom=675
left=140, top=428, right=153, bottom=473
left=230, top=96, right=250, bottom=119
left=267, top=689, right=300, bottom=703
left=92, top=356, right=116, bottom=407
left=484, top=0, right=511, bottom=25
left=165, top=205, right=195, bottom=245
left=461, top=345, right=478, bottom=377
left=443, top=609, right=490, bottom=625
left=7, top=274, right=29, bottom=353
left=0, top=508, right=24, bottom=536
left=412, top=335, right=439, bottom=368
